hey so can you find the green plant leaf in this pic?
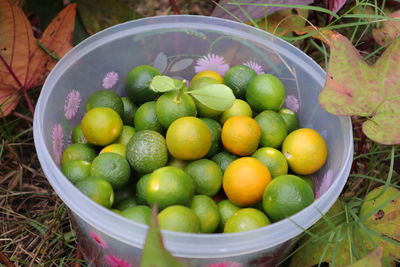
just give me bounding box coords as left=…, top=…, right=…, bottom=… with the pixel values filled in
left=318, top=33, right=400, bottom=145
left=347, top=247, right=383, bottom=267
left=149, top=75, right=184, bottom=93
left=141, top=206, right=187, bottom=267
left=186, top=84, right=235, bottom=111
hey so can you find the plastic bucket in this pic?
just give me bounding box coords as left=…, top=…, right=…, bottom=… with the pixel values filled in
left=33, top=15, right=353, bottom=266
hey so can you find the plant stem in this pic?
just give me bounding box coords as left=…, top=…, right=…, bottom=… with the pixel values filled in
left=23, top=90, right=35, bottom=116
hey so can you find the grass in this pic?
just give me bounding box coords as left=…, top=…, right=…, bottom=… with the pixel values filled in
left=1, top=0, right=400, bottom=266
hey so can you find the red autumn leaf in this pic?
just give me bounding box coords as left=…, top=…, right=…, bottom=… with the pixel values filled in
left=328, top=0, right=346, bottom=21
left=0, top=0, right=76, bottom=117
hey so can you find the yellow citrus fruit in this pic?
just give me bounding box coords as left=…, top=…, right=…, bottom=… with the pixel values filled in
left=100, top=143, right=126, bottom=158
left=223, top=157, right=271, bottom=206
left=252, top=147, right=288, bottom=178
left=191, top=70, right=224, bottom=84
left=166, top=117, right=211, bottom=160
left=221, top=116, right=261, bottom=156
left=219, top=99, right=253, bottom=125
left=224, top=208, right=271, bottom=233
left=281, top=128, right=328, bottom=175
left=81, top=107, right=123, bottom=146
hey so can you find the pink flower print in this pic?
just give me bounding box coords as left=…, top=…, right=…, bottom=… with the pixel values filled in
left=90, top=232, right=108, bottom=249
left=313, top=169, right=334, bottom=199
left=103, top=71, right=119, bottom=89
left=284, top=95, right=299, bottom=112
left=243, top=61, right=264, bottom=74
left=207, top=262, right=243, bottom=267
left=52, top=124, right=64, bottom=165
left=104, top=255, right=133, bottom=267
left=195, top=54, right=229, bottom=76
left=64, top=90, right=81, bottom=120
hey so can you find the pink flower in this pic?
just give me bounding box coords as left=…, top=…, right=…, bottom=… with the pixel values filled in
left=243, top=61, right=264, bottom=74
left=314, top=169, right=334, bottom=199
left=104, top=255, right=133, bottom=267
left=52, top=124, right=64, bottom=165
left=284, top=95, right=299, bottom=112
left=90, top=232, right=108, bottom=249
left=103, top=71, right=119, bottom=89
left=207, top=262, right=243, bottom=267
left=64, top=90, right=81, bottom=120
left=195, top=54, right=229, bottom=76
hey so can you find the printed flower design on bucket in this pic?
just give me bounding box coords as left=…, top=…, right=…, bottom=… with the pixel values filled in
left=206, top=261, right=243, bottom=267
left=195, top=54, right=229, bottom=76
left=103, top=71, right=119, bottom=89
left=90, top=232, right=108, bottom=249
left=52, top=124, right=64, bottom=164
left=284, top=95, right=299, bottom=112
left=104, top=255, right=133, bottom=267
left=64, top=90, right=81, bottom=120
left=313, top=169, right=334, bottom=198
left=243, top=61, right=265, bottom=74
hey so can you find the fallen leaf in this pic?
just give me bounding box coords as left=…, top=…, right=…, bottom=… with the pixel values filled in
left=141, top=206, right=187, bottom=267
left=347, top=247, right=383, bottom=267
left=372, top=10, right=400, bottom=46
left=328, top=0, right=347, bottom=21
left=258, top=8, right=309, bottom=36
left=0, top=1, right=76, bottom=117
left=76, top=0, right=140, bottom=35
left=318, top=33, right=400, bottom=144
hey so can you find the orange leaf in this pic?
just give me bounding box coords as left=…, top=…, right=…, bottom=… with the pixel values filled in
left=26, top=4, right=76, bottom=88
left=0, top=0, right=36, bottom=115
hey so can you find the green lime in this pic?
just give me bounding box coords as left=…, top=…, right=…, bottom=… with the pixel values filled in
left=86, top=89, right=124, bottom=117
left=263, top=174, right=314, bottom=221
left=100, top=143, right=126, bottom=158
left=61, top=143, right=97, bottom=166
left=224, top=208, right=271, bottom=233
left=90, top=152, right=131, bottom=190
left=71, top=124, right=88, bottom=144
left=254, top=110, right=288, bottom=148
left=200, top=118, right=222, bottom=158
left=120, top=205, right=151, bottom=225
left=61, top=160, right=91, bottom=184
left=252, top=147, right=288, bottom=178
left=145, top=166, right=195, bottom=210
left=158, top=205, right=201, bottom=233
left=211, top=151, right=238, bottom=172
left=81, top=107, right=123, bottom=146
left=111, top=209, right=121, bottom=214
left=114, top=196, right=137, bottom=211
left=189, top=77, right=222, bottom=118
left=279, top=108, right=299, bottom=133
left=298, top=175, right=315, bottom=192
left=224, top=65, right=257, bottom=99
left=75, top=176, right=114, bottom=208
left=167, top=157, right=188, bottom=170
left=134, top=101, right=164, bottom=133
left=136, top=173, right=151, bottom=205
left=219, top=99, right=253, bottom=125
left=121, top=97, right=137, bottom=126
left=125, top=65, right=161, bottom=104
left=184, top=159, right=222, bottom=197
left=191, top=195, right=220, bottom=233
left=217, top=199, right=241, bottom=232
left=246, top=74, right=286, bottom=112
left=126, top=130, right=168, bottom=174
left=155, top=90, right=197, bottom=128
left=115, top=125, right=136, bottom=146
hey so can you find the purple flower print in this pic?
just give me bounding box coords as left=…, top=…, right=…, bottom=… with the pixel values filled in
left=195, top=54, right=229, bottom=76
left=52, top=124, right=64, bottom=164
left=284, top=95, right=299, bottom=112
left=243, top=61, right=265, bottom=74
left=103, top=71, right=119, bottom=89
left=90, top=232, right=108, bottom=249
left=64, top=90, right=81, bottom=120
left=104, top=255, right=133, bottom=267
left=206, top=262, right=243, bottom=267
left=313, top=169, right=334, bottom=199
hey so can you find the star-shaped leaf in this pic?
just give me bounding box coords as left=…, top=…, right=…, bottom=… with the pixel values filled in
left=318, top=33, right=400, bottom=145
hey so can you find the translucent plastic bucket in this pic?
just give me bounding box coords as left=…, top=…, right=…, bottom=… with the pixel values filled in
left=33, top=15, right=353, bottom=266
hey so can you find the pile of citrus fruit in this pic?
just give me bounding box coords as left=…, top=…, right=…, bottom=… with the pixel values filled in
left=61, top=64, right=328, bottom=234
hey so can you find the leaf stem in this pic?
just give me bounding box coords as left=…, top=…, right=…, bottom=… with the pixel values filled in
left=36, top=40, right=60, bottom=61
left=23, top=90, right=35, bottom=116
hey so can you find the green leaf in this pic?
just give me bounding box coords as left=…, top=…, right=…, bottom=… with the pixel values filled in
left=76, top=0, right=140, bottom=35
left=149, top=75, right=184, bottom=93
left=186, top=84, right=235, bottom=111
left=141, top=206, right=187, bottom=267
left=347, top=247, right=383, bottom=267
left=318, top=33, right=400, bottom=145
